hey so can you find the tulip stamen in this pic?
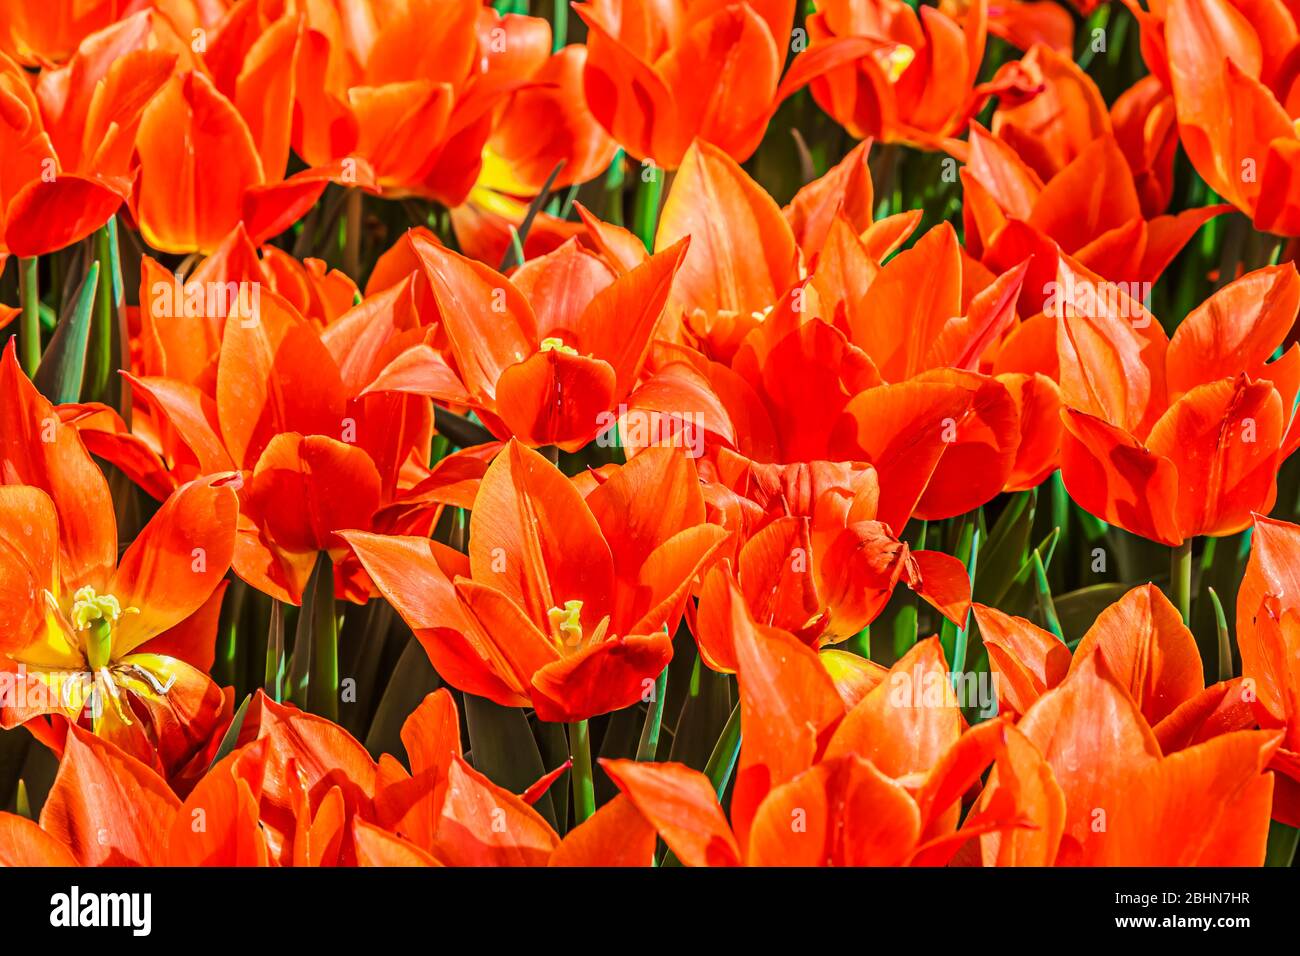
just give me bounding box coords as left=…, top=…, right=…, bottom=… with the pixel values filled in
left=69, top=586, right=139, bottom=670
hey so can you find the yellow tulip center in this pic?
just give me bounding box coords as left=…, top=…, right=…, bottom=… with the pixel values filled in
left=545, top=599, right=613, bottom=652
left=68, top=586, right=138, bottom=671
left=540, top=336, right=578, bottom=356
left=879, top=44, right=915, bottom=83
left=547, top=600, right=586, bottom=646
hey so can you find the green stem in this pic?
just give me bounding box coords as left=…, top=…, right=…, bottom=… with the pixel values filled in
left=306, top=552, right=339, bottom=721
left=18, top=257, right=39, bottom=376
left=344, top=188, right=362, bottom=281
left=603, top=149, right=626, bottom=226
left=1049, top=470, right=1069, bottom=585
left=570, top=719, right=595, bottom=825
left=90, top=226, right=116, bottom=401
left=632, top=166, right=663, bottom=251
left=1172, top=538, right=1193, bottom=627
left=552, top=0, right=568, bottom=49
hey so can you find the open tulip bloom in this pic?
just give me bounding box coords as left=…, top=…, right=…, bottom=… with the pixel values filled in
left=4, top=0, right=1300, bottom=899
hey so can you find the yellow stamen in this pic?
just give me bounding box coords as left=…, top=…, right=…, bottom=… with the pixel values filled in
left=91, top=669, right=135, bottom=729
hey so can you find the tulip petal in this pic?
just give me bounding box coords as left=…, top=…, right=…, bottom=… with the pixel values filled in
left=601, top=758, right=742, bottom=867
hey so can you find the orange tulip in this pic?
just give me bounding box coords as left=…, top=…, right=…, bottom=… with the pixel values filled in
left=1237, top=515, right=1300, bottom=825
left=0, top=0, right=124, bottom=67
left=966, top=64, right=1211, bottom=300
left=345, top=441, right=729, bottom=722
left=974, top=584, right=1257, bottom=745
left=273, top=2, right=553, bottom=206
left=937, top=0, right=1074, bottom=55
left=0, top=342, right=238, bottom=788
left=604, top=603, right=1028, bottom=865
left=575, top=0, right=875, bottom=168
left=972, top=653, right=1278, bottom=864
left=360, top=687, right=653, bottom=866
left=361, top=232, right=688, bottom=452
left=131, top=66, right=365, bottom=255
left=807, top=0, right=1037, bottom=147
left=621, top=140, right=1055, bottom=519
left=0, top=689, right=655, bottom=867
left=0, top=12, right=182, bottom=258
left=1156, top=0, right=1300, bottom=234
left=1055, top=257, right=1300, bottom=544
left=983, top=45, right=1183, bottom=220
left=690, top=458, right=972, bottom=669
left=835, top=221, right=1063, bottom=502
left=449, top=39, right=619, bottom=264
left=61, top=243, right=455, bottom=604
left=961, top=58, right=1226, bottom=291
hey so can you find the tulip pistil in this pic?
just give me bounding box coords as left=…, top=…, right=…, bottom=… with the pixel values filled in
left=540, top=336, right=578, bottom=356
left=545, top=600, right=613, bottom=652
left=879, top=44, right=916, bottom=82
left=548, top=600, right=585, bottom=646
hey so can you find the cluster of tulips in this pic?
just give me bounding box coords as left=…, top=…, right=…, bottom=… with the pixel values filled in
left=1, top=0, right=1300, bottom=869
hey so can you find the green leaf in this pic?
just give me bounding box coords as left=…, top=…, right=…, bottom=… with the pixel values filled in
left=264, top=600, right=286, bottom=703
left=668, top=660, right=733, bottom=771
left=1265, top=822, right=1299, bottom=867
left=632, top=163, right=664, bottom=251
left=940, top=517, right=980, bottom=674
left=341, top=599, right=397, bottom=736
left=636, top=663, right=669, bottom=761
left=539, top=718, right=574, bottom=832
left=663, top=702, right=742, bottom=868
left=363, top=637, right=440, bottom=759
left=306, top=551, right=339, bottom=721
left=432, top=406, right=496, bottom=449
left=0, top=727, right=32, bottom=812
left=1193, top=532, right=1245, bottom=680
left=1208, top=587, right=1233, bottom=683
left=215, top=575, right=248, bottom=690
left=1052, top=582, right=1130, bottom=642
left=33, top=262, right=99, bottom=405
left=703, top=703, right=742, bottom=798
left=286, top=575, right=319, bottom=707
left=208, top=694, right=252, bottom=771
left=993, top=525, right=1061, bottom=619
left=89, top=222, right=120, bottom=402
left=975, top=489, right=1036, bottom=608
left=1031, top=548, right=1064, bottom=641
left=498, top=160, right=565, bottom=271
